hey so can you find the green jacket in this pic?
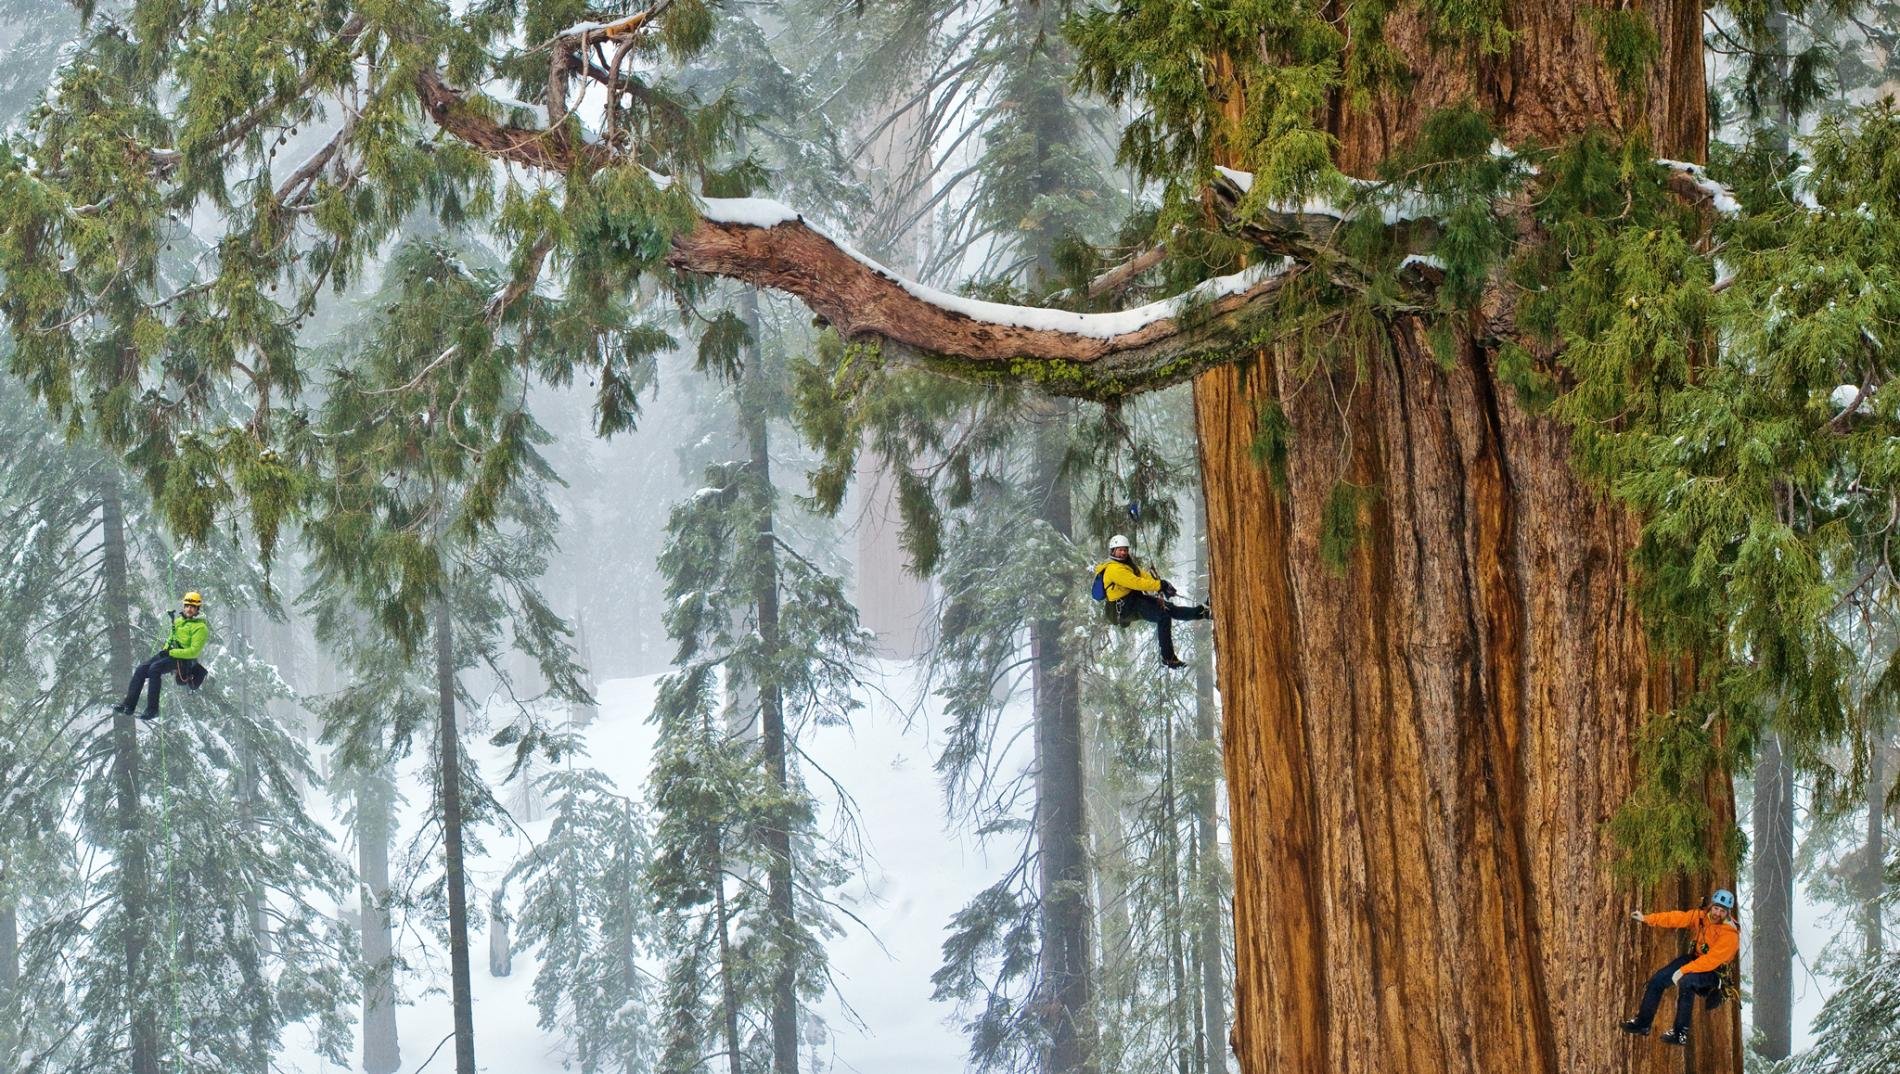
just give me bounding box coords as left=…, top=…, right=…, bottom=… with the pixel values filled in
left=165, top=613, right=210, bottom=661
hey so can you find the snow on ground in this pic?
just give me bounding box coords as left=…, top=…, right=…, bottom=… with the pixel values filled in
left=282, top=660, right=1015, bottom=1074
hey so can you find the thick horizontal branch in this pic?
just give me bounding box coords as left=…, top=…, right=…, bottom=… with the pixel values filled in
left=669, top=204, right=1302, bottom=395
left=410, top=60, right=1743, bottom=400
left=412, top=67, right=1307, bottom=395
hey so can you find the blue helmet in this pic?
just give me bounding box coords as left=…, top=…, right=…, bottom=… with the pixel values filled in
left=1710, top=888, right=1736, bottom=910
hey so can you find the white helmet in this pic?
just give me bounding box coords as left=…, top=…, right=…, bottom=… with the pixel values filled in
left=1108, top=534, right=1131, bottom=551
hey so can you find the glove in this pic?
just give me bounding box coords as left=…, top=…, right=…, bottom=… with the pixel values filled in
left=1671, top=969, right=1683, bottom=986
left=1630, top=911, right=1645, bottom=923
left=1160, top=580, right=1177, bottom=597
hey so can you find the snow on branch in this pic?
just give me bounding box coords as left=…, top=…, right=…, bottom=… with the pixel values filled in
left=554, top=0, right=676, bottom=45
left=1656, top=158, right=1740, bottom=215
left=1213, top=155, right=1743, bottom=223
left=414, top=63, right=1743, bottom=397
left=415, top=67, right=1306, bottom=393
left=680, top=194, right=1298, bottom=367
left=1655, top=159, right=1743, bottom=216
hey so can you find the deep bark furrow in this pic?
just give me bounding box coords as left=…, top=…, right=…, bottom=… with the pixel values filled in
left=1462, top=339, right=1560, bottom=1074
left=1195, top=358, right=1330, bottom=1072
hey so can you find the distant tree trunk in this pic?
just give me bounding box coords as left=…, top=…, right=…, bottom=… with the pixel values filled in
left=1198, top=7, right=1737, bottom=1073
left=1, top=902, right=18, bottom=1057
left=1014, top=15, right=1098, bottom=1069
left=1863, top=737, right=1887, bottom=960
left=0, top=903, right=15, bottom=993
left=359, top=761, right=402, bottom=1074
left=572, top=594, right=600, bottom=728
left=1083, top=719, right=1131, bottom=977
left=1029, top=415, right=1097, bottom=1074
left=615, top=799, right=641, bottom=1074
left=102, top=478, right=160, bottom=1074
left=488, top=891, right=512, bottom=977
left=851, top=51, right=935, bottom=660
left=714, top=840, right=744, bottom=1074
left=1190, top=494, right=1226, bottom=1074
left=434, top=596, right=478, bottom=1074
left=1161, top=724, right=1194, bottom=1074
left=1749, top=731, right=1795, bottom=1060
left=739, top=287, right=800, bottom=1074
left=1748, top=13, right=1799, bottom=1060
left=231, top=610, right=272, bottom=1074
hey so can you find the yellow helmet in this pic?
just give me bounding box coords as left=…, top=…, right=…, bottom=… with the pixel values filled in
left=182, top=592, right=204, bottom=607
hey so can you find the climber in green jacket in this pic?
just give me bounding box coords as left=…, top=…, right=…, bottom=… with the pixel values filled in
left=113, top=591, right=209, bottom=721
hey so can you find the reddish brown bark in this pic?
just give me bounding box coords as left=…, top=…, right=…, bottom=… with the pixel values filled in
left=1199, top=5, right=1738, bottom=1073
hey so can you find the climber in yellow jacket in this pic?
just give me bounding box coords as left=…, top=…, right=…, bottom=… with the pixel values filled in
left=1093, top=534, right=1210, bottom=669
left=1620, top=888, right=1740, bottom=1046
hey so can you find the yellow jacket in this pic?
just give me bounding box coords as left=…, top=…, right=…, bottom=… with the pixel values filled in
left=1097, top=559, right=1162, bottom=602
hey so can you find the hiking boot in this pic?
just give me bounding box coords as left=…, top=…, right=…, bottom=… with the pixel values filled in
left=1659, top=1029, right=1688, bottom=1046
left=138, top=709, right=159, bottom=722
left=1162, top=655, right=1188, bottom=669
left=1619, top=1019, right=1649, bottom=1037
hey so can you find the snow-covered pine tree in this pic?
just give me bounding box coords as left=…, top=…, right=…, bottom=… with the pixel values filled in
left=325, top=746, right=405, bottom=1074
left=504, top=766, right=658, bottom=1074
left=305, top=235, right=603, bottom=1074
left=0, top=380, right=96, bottom=1070
left=1780, top=951, right=1900, bottom=1074
left=784, top=6, right=1139, bottom=1072
left=646, top=413, right=869, bottom=1074
left=0, top=384, right=355, bottom=1073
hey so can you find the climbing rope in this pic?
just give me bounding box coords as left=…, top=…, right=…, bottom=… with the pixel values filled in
left=153, top=550, right=187, bottom=1071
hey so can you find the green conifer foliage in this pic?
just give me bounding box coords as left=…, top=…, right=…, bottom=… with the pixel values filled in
left=505, top=768, right=658, bottom=1074
left=0, top=380, right=355, bottom=1072
left=646, top=453, right=868, bottom=1074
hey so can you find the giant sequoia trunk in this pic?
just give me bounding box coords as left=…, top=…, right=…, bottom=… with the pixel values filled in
left=1195, top=6, right=1739, bottom=1073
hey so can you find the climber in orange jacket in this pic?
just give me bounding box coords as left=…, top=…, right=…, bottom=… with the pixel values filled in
left=1619, top=888, right=1740, bottom=1046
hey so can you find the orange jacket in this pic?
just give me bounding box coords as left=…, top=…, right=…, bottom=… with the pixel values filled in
left=1642, top=909, right=1740, bottom=974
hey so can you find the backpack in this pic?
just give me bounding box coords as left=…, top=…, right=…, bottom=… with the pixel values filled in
left=1090, top=565, right=1131, bottom=626
left=173, top=659, right=209, bottom=691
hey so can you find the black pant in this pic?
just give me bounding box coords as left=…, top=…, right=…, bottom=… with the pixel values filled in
left=119, top=652, right=179, bottom=717
left=1632, top=954, right=1722, bottom=1035
left=1116, top=593, right=1209, bottom=663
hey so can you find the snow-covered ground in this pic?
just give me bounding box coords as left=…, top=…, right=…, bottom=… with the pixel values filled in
left=272, top=651, right=1848, bottom=1072
left=282, top=660, right=1016, bottom=1074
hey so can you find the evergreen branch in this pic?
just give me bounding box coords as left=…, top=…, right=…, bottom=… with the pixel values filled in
left=153, top=14, right=369, bottom=173
left=546, top=0, right=678, bottom=51
left=273, top=109, right=360, bottom=205
left=1087, top=240, right=1171, bottom=298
